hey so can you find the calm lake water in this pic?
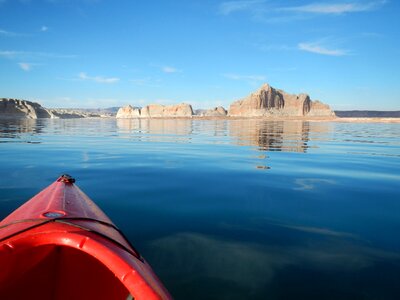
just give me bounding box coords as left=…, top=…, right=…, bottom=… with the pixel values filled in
left=1, top=118, right=399, bottom=299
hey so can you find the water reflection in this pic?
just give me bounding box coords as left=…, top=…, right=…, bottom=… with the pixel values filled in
left=0, top=118, right=332, bottom=153
left=1, top=117, right=400, bottom=299
left=117, top=118, right=194, bottom=136
left=114, top=119, right=331, bottom=153
left=0, top=119, right=45, bottom=141
left=229, top=120, right=333, bottom=153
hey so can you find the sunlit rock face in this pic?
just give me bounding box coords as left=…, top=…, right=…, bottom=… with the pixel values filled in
left=197, top=106, right=227, bottom=117
left=308, top=100, right=336, bottom=117
left=228, top=83, right=335, bottom=117
left=0, top=98, right=53, bottom=119
left=116, top=105, right=141, bottom=118
left=140, top=103, right=193, bottom=118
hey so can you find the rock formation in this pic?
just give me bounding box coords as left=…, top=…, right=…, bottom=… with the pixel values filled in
left=0, top=98, right=53, bottom=119
left=141, top=103, right=193, bottom=118
left=228, top=84, right=335, bottom=117
left=48, top=109, right=99, bottom=119
left=3, top=84, right=335, bottom=119
left=197, top=106, right=227, bottom=117
left=116, top=105, right=141, bottom=118
left=116, top=103, right=194, bottom=118
left=308, top=100, right=336, bottom=117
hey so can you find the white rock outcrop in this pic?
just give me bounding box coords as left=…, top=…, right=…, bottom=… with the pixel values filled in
left=116, top=105, right=141, bottom=118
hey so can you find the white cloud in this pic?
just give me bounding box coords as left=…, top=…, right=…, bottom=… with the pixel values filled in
left=298, top=42, right=348, bottom=56
left=41, top=26, right=48, bottom=32
left=0, top=29, right=19, bottom=37
left=130, top=77, right=161, bottom=87
left=149, top=63, right=182, bottom=74
left=0, top=50, right=77, bottom=59
left=0, top=50, right=19, bottom=58
left=162, top=66, right=180, bottom=73
left=223, top=73, right=266, bottom=81
left=219, top=0, right=387, bottom=22
left=219, top=0, right=265, bottom=15
left=18, top=62, right=32, bottom=71
left=280, top=1, right=387, bottom=14
left=79, top=72, right=120, bottom=83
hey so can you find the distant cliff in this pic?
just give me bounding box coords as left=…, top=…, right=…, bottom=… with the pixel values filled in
left=0, top=99, right=117, bottom=119
left=228, top=84, right=335, bottom=117
left=116, top=103, right=194, bottom=118
left=0, top=98, right=53, bottom=119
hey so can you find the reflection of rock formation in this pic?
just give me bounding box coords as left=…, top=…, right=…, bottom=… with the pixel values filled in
left=116, top=118, right=193, bottom=136
left=0, top=118, right=45, bottom=140
left=195, top=120, right=228, bottom=137
left=0, top=98, right=52, bottom=119
left=229, top=120, right=331, bottom=153
left=229, top=84, right=335, bottom=117
left=116, top=118, right=331, bottom=153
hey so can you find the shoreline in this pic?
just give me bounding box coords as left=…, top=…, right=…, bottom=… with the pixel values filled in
left=1, top=116, right=400, bottom=123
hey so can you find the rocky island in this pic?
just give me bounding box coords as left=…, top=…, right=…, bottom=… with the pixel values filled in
left=0, top=98, right=53, bottom=119
left=1, top=83, right=336, bottom=120
left=228, top=83, right=334, bottom=117
left=0, top=98, right=115, bottom=119
left=116, top=83, right=335, bottom=119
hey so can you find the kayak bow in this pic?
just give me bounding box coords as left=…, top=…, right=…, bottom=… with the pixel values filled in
left=0, top=175, right=172, bottom=300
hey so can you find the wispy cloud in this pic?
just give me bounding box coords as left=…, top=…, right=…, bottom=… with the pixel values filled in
left=0, top=29, right=19, bottom=37
left=162, top=66, right=180, bottom=73
left=0, top=50, right=77, bottom=59
left=254, top=43, right=293, bottom=52
left=298, top=42, right=349, bottom=56
left=282, top=1, right=387, bottom=14
left=41, top=26, right=48, bottom=32
left=79, top=72, right=120, bottom=84
left=223, top=73, right=266, bottom=82
left=219, top=0, right=265, bottom=15
left=18, top=62, right=33, bottom=71
left=0, top=50, right=19, bottom=58
left=130, top=77, right=161, bottom=87
left=219, top=0, right=387, bottom=22
left=223, top=73, right=266, bottom=86
left=150, top=63, right=182, bottom=74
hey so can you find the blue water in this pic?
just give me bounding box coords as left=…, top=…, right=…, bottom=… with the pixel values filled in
left=1, top=118, right=399, bottom=299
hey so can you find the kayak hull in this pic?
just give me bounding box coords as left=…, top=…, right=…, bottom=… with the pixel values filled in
left=0, top=176, right=171, bottom=300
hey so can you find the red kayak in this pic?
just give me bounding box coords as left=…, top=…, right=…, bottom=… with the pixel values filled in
left=0, top=175, right=172, bottom=300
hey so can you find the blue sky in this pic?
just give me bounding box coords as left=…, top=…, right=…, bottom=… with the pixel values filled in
left=0, top=0, right=399, bottom=110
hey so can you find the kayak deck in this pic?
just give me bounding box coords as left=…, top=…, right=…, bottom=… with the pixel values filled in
left=0, top=175, right=171, bottom=300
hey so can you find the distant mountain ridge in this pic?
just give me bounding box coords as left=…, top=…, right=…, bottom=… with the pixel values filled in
left=335, top=111, right=400, bottom=118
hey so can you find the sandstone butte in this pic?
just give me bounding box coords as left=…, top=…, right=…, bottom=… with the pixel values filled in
left=116, top=103, right=194, bottom=118
left=228, top=83, right=335, bottom=117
